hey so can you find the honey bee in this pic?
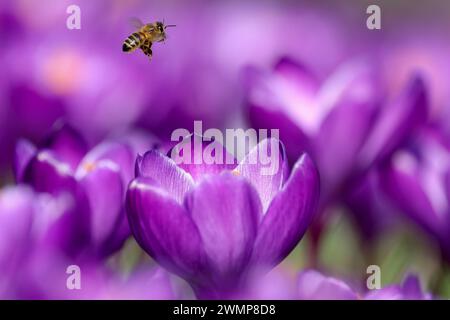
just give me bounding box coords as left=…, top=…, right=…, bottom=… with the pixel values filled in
left=122, top=18, right=175, bottom=59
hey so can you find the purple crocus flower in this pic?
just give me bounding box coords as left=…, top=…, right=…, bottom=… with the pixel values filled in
left=246, top=58, right=428, bottom=202
left=14, top=124, right=155, bottom=259
left=0, top=184, right=81, bottom=298
left=380, top=127, right=450, bottom=260
left=0, top=183, right=174, bottom=299
left=245, top=58, right=428, bottom=242
left=297, top=270, right=431, bottom=300
left=126, top=135, right=319, bottom=298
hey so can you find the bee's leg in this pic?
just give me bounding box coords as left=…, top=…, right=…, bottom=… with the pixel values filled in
left=142, top=47, right=152, bottom=60
left=146, top=48, right=153, bottom=60
left=140, top=41, right=153, bottom=60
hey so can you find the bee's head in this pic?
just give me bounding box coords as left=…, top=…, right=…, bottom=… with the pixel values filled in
left=156, top=21, right=175, bottom=42
left=156, top=22, right=165, bottom=33
left=160, top=21, right=176, bottom=31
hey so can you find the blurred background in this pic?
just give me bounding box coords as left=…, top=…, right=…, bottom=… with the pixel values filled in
left=1, top=0, right=450, bottom=298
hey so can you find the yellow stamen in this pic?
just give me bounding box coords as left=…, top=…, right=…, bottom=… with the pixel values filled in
left=231, top=169, right=241, bottom=176
left=83, top=162, right=96, bottom=172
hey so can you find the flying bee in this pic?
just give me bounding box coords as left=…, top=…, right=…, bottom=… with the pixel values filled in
left=122, top=18, right=175, bottom=60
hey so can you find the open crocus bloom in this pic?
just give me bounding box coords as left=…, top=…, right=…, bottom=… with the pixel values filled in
left=14, top=124, right=155, bottom=259
left=126, top=136, right=319, bottom=298
left=245, top=58, right=428, bottom=202
left=0, top=185, right=81, bottom=298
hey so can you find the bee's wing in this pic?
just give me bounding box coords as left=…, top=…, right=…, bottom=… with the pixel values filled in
left=129, top=17, right=145, bottom=29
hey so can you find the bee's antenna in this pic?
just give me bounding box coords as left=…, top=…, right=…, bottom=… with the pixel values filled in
left=165, top=24, right=176, bottom=28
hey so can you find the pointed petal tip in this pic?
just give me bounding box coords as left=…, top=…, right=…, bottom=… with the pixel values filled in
left=292, top=152, right=320, bottom=186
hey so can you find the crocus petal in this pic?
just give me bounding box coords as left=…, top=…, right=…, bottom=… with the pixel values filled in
left=244, top=267, right=297, bottom=299
left=78, top=160, right=126, bottom=256
left=22, top=151, right=91, bottom=256
left=13, top=139, right=36, bottom=183
left=32, top=191, right=90, bottom=258
left=359, top=75, right=428, bottom=168
left=245, top=59, right=319, bottom=131
left=43, top=123, right=88, bottom=171
left=315, top=59, right=380, bottom=120
left=245, top=64, right=314, bottom=162
left=251, top=153, right=319, bottom=267
left=313, top=98, right=376, bottom=199
left=184, top=173, right=262, bottom=287
left=274, top=58, right=320, bottom=95
left=126, top=177, right=208, bottom=282
left=364, top=286, right=404, bottom=300
left=136, top=149, right=194, bottom=204
left=235, top=138, right=289, bottom=212
left=23, top=150, right=76, bottom=195
left=401, top=274, right=425, bottom=299
left=380, top=159, right=444, bottom=238
left=313, top=61, right=379, bottom=198
left=168, top=133, right=237, bottom=180
left=297, top=270, right=357, bottom=300
left=248, top=105, right=311, bottom=163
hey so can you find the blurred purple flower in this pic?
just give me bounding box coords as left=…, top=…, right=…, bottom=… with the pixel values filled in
left=0, top=184, right=81, bottom=298
left=297, top=270, right=431, bottom=300
left=0, top=183, right=175, bottom=299
left=14, top=124, right=156, bottom=259
left=245, top=58, right=428, bottom=202
left=126, top=135, right=319, bottom=298
left=245, top=57, right=429, bottom=244
left=380, top=127, right=450, bottom=260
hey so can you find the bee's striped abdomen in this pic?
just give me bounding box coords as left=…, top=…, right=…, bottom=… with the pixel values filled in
left=122, top=32, right=143, bottom=52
